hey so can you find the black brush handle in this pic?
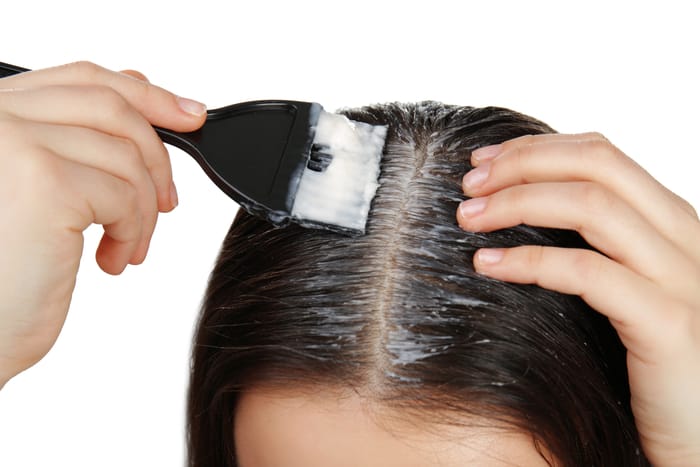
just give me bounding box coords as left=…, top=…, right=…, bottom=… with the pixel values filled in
left=0, top=62, right=28, bottom=77
left=0, top=62, right=204, bottom=159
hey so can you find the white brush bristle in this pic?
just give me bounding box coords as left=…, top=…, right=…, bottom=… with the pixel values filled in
left=291, top=110, right=387, bottom=233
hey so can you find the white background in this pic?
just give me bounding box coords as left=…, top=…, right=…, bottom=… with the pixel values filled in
left=1, top=1, right=698, bottom=466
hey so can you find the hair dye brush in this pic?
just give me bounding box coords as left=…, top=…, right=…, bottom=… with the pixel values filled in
left=0, top=62, right=387, bottom=235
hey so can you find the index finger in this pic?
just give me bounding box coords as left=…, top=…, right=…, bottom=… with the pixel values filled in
left=0, top=61, right=206, bottom=132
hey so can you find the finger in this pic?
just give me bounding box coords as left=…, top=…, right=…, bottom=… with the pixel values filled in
left=457, top=182, right=700, bottom=298
left=0, top=61, right=206, bottom=131
left=1, top=85, right=176, bottom=212
left=470, top=133, right=604, bottom=165
left=57, top=156, right=143, bottom=275
left=464, top=132, right=698, bottom=220
left=119, top=69, right=150, bottom=82
left=472, top=245, right=690, bottom=361
left=26, top=121, right=158, bottom=264
left=464, top=133, right=700, bottom=261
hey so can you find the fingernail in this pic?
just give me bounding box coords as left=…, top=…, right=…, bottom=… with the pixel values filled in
left=462, top=162, right=491, bottom=192
left=459, top=197, right=487, bottom=218
left=170, top=181, right=179, bottom=209
left=472, top=144, right=502, bottom=163
left=177, top=96, right=207, bottom=116
left=476, top=248, right=504, bottom=265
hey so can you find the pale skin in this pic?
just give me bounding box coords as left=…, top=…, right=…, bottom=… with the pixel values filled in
left=234, top=388, right=553, bottom=467
left=0, top=63, right=698, bottom=465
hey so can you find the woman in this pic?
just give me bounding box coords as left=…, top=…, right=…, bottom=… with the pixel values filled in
left=1, top=63, right=698, bottom=466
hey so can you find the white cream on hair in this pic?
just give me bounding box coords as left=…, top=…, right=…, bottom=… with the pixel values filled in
left=291, top=110, right=387, bottom=233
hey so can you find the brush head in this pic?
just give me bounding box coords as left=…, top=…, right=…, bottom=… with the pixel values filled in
left=291, top=110, right=387, bottom=235
left=152, top=99, right=385, bottom=235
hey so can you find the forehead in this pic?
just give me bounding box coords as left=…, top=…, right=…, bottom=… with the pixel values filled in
left=233, top=388, right=551, bottom=467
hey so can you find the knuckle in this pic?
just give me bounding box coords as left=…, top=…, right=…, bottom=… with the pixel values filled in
left=119, top=141, right=154, bottom=190
left=579, top=133, right=631, bottom=168
left=500, top=135, right=539, bottom=183
left=86, top=85, right=132, bottom=119
left=113, top=139, right=155, bottom=204
left=570, top=249, right=603, bottom=284
left=115, top=136, right=143, bottom=168
left=510, top=145, right=530, bottom=181
left=524, top=244, right=547, bottom=268
left=119, top=71, right=153, bottom=105
left=17, top=150, right=62, bottom=197
left=107, top=88, right=130, bottom=112
left=143, top=190, right=159, bottom=219
left=27, top=151, right=58, bottom=183
left=121, top=185, right=142, bottom=230
left=120, top=139, right=157, bottom=211
left=117, top=222, right=142, bottom=246
left=142, top=136, right=170, bottom=175
left=577, top=182, right=616, bottom=215
left=68, top=60, right=103, bottom=80
left=516, top=134, right=539, bottom=146
left=131, top=75, right=152, bottom=99
left=83, top=84, right=119, bottom=104
left=505, top=133, right=538, bottom=152
left=584, top=131, right=609, bottom=142
left=142, top=201, right=159, bottom=236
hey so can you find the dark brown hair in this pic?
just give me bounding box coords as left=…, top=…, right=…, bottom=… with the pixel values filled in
left=187, top=102, right=649, bottom=466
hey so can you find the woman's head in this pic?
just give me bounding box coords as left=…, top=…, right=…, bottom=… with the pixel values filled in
left=188, top=102, right=648, bottom=466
